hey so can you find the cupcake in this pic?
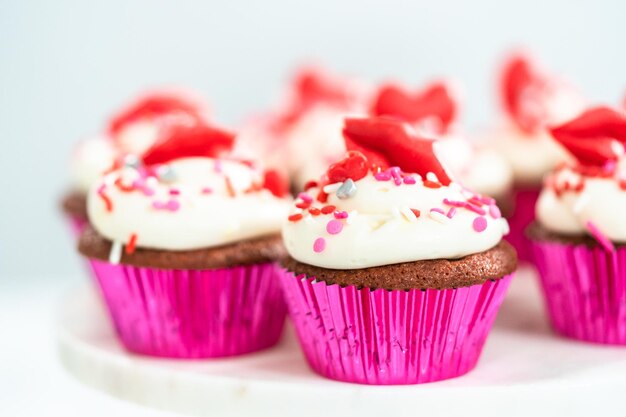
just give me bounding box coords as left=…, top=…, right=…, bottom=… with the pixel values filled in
left=371, top=81, right=513, bottom=207
left=483, top=52, right=585, bottom=261
left=61, top=89, right=210, bottom=237
left=528, top=106, right=626, bottom=344
left=78, top=121, right=291, bottom=358
left=236, top=66, right=370, bottom=192
left=280, top=116, right=516, bottom=384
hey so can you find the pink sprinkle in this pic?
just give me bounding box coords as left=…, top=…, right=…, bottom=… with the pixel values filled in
left=465, top=203, right=487, bottom=216
left=586, top=221, right=615, bottom=252
left=169, top=188, right=180, bottom=196
left=374, top=172, right=392, bottom=181
left=472, top=216, right=488, bottom=232
left=489, top=204, right=501, bottom=219
left=403, top=176, right=416, bottom=185
left=313, top=237, right=326, bottom=253
left=201, top=187, right=213, bottom=194
left=447, top=207, right=457, bottom=218
left=443, top=198, right=466, bottom=208
left=333, top=210, right=349, bottom=219
left=142, top=187, right=155, bottom=197
left=477, top=195, right=496, bottom=205
left=152, top=199, right=180, bottom=212
left=214, top=160, right=223, bottom=173
left=389, top=167, right=402, bottom=186
left=326, top=219, right=343, bottom=235
left=298, top=192, right=313, bottom=203
left=97, top=184, right=106, bottom=194
left=430, top=208, right=445, bottom=215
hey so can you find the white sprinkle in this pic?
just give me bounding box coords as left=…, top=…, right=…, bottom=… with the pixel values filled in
left=323, top=182, right=343, bottom=194
left=109, top=241, right=123, bottom=264
left=391, top=206, right=402, bottom=219
left=429, top=210, right=450, bottom=224
left=400, top=206, right=418, bottom=222
left=426, top=172, right=439, bottom=182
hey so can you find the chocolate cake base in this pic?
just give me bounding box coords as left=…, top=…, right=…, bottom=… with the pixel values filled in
left=79, top=225, right=288, bottom=270
left=61, top=190, right=88, bottom=221
left=526, top=221, right=621, bottom=248
left=282, top=240, right=517, bottom=291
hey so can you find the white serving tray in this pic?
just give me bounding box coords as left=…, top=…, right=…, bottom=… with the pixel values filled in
left=57, top=266, right=626, bottom=417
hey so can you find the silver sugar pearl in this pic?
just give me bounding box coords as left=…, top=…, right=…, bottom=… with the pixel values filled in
left=124, top=154, right=141, bottom=169
left=157, top=165, right=177, bottom=182
left=336, top=179, right=357, bottom=199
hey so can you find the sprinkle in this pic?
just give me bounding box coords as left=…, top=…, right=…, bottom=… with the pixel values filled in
left=157, top=165, right=177, bottom=182
left=125, top=233, right=138, bottom=255
left=336, top=179, right=357, bottom=199
left=298, top=192, right=313, bottom=203
left=142, top=187, right=155, bottom=197
left=321, top=205, right=336, bottom=214
left=465, top=203, right=487, bottom=216
left=389, top=167, right=403, bottom=186
left=476, top=195, right=496, bottom=205
left=152, top=199, right=180, bottom=212
left=426, top=172, right=439, bottom=182
left=586, top=221, right=615, bottom=252
left=472, top=216, right=488, bottom=232
left=429, top=210, right=449, bottom=224
left=410, top=208, right=421, bottom=218
left=114, top=177, right=135, bottom=192
left=97, top=185, right=113, bottom=212
left=224, top=177, right=236, bottom=197
left=322, top=182, right=343, bottom=194
left=400, top=206, right=418, bottom=222
left=334, top=210, right=349, bottom=219
left=308, top=207, right=321, bottom=216
left=374, top=171, right=392, bottom=181
left=295, top=201, right=311, bottom=209
left=468, top=197, right=484, bottom=207
left=288, top=213, right=303, bottom=222
left=391, top=206, right=402, bottom=219
left=423, top=180, right=441, bottom=189
left=169, top=188, right=181, bottom=196
left=201, top=187, right=212, bottom=194
left=403, top=176, right=416, bottom=185
left=108, top=240, right=123, bottom=264
left=304, top=180, right=318, bottom=191
left=313, top=237, right=326, bottom=253
left=447, top=207, right=457, bottom=219
left=430, top=208, right=445, bottom=215
left=489, top=204, right=501, bottom=219
left=326, top=219, right=343, bottom=235
left=316, top=189, right=328, bottom=203
left=443, top=199, right=465, bottom=208
left=214, top=160, right=223, bottom=173
left=123, top=154, right=141, bottom=169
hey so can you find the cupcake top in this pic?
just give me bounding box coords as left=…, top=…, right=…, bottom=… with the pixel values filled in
left=282, top=117, right=510, bottom=269
left=371, top=81, right=513, bottom=198
left=536, top=106, right=626, bottom=249
left=485, top=52, right=585, bottom=185
left=87, top=122, right=291, bottom=258
left=70, top=89, right=210, bottom=194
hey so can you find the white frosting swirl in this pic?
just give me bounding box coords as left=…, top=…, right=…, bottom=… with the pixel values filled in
left=70, top=136, right=117, bottom=193
left=536, top=162, right=626, bottom=242
left=88, top=157, right=291, bottom=250
left=282, top=173, right=509, bottom=269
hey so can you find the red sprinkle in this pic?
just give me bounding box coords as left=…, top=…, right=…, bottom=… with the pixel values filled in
left=225, top=177, right=236, bottom=197
left=308, top=207, right=321, bottom=216
left=304, top=180, right=318, bottom=191
left=125, top=233, right=138, bottom=254
left=98, top=190, right=113, bottom=212
left=316, top=189, right=328, bottom=203
left=288, top=213, right=303, bottom=222
left=295, top=201, right=311, bottom=209
left=321, top=205, right=336, bottom=214
left=114, top=177, right=135, bottom=192
left=423, top=180, right=441, bottom=189
left=410, top=208, right=421, bottom=218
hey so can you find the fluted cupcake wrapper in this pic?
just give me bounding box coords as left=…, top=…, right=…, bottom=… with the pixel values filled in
left=280, top=270, right=513, bottom=385
left=505, top=187, right=540, bottom=263
left=531, top=239, right=626, bottom=344
left=87, top=259, right=287, bottom=358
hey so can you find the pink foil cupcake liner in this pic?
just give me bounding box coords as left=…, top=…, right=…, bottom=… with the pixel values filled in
left=531, top=239, right=626, bottom=344
left=280, top=270, right=513, bottom=385
left=87, top=259, right=287, bottom=358
left=66, top=215, right=88, bottom=239
left=505, top=187, right=540, bottom=263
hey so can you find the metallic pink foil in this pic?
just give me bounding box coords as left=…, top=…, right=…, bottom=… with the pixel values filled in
left=87, top=259, right=287, bottom=358
left=280, top=271, right=513, bottom=385
left=505, top=187, right=540, bottom=263
left=531, top=239, right=626, bottom=344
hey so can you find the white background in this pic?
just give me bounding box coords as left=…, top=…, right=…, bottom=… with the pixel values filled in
left=1, top=0, right=625, bottom=415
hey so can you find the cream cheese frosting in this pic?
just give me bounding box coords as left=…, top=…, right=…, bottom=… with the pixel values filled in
left=88, top=157, right=291, bottom=251
left=70, top=136, right=118, bottom=193
left=282, top=169, right=509, bottom=269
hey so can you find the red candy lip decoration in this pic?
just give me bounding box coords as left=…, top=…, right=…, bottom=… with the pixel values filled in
left=262, top=169, right=290, bottom=198
left=342, top=117, right=453, bottom=185
left=371, top=82, right=458, bottom=134
left=550, top=106, right=626, bottom=167
left=500, top=53, right=558, bottom=134
left=141, top=123, right=235, bottom=166
left=108, top=91, right=208, bottom=137
left=326, top=151, right=369, bottom=183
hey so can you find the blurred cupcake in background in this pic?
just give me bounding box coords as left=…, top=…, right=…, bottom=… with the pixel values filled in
left=280, top=116, right=516, bottom=384
left=371, top=80, right=513, bottom=207
left=528, top=106, right=626, bottom=344
left=236, top=66, right=371, bottom=192
left=78, top=121, right=291, bottom=358
left=61, top=89, right=210, bottom=236
left=482, top=51, right=586, bottom=261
